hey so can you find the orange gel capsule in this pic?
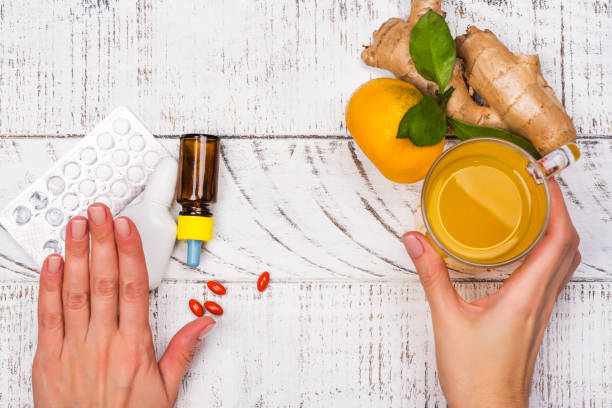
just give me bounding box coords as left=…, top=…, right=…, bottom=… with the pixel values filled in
left=204, top=301, right=223, bottom=315
left=257, top=271, right=270, bottom=292
left=207, top=280, right=226, bottom=295
left=189, top=299, right=204, bottom=317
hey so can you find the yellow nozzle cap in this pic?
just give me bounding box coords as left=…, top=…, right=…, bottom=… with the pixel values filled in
left=177, top=215, right=214, bottom=242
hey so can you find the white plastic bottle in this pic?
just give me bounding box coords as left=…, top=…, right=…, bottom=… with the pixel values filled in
left=121, top=157, right=178, bottom=290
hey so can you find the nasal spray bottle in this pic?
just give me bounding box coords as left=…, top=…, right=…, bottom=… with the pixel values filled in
left=121, top=157, right=179, bottom=289
left=176, top=134, right=220, bottom=267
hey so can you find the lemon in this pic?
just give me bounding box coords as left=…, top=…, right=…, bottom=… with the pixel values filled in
left=346, top=78, right=444, bottom=183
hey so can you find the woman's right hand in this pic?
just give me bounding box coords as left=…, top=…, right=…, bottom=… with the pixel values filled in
left=402, top=179, right=580, bottom=407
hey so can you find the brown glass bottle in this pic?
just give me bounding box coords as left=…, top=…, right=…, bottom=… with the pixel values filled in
left=176, top=134, right=219, bottom=267
left=176, top=134, right=219, bottom=216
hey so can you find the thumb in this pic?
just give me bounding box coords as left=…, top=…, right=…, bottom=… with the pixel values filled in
left=158, top=316, right=216, bottom=402
left=402, top=232, right=460, bottom=317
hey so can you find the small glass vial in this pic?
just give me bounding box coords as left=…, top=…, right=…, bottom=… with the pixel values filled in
left=176, top=134, right=220, bottom=267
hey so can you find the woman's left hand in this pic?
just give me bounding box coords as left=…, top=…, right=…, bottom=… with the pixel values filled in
left=32, top=203, right=215, bottom=407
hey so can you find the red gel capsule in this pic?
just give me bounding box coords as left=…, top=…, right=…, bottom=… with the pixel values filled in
left=189, top=299, right=204, bottom=317
left=204, top=301, right=223, bottom=315
left=207, top=280, right=226, bottom=295
left=257, top=271, right=270, bottom=292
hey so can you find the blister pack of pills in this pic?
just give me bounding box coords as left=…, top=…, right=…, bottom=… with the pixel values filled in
left=0, top=106, right=170, bottom=267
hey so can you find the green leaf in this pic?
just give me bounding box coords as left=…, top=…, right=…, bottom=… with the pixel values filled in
left=448, top=117, right=542, bottom=159
left=435, top=86, right=455, bottom=106
left=443, top=86, right=455, bottom=101
left=397, top=96, right=447, bottom=146
left=409, top=10, right=456, bottom=90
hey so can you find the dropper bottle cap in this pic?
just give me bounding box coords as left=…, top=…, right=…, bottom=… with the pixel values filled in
left=187, top=240, right=202, bottom=267
left=177, top=215, right=213, bottom=266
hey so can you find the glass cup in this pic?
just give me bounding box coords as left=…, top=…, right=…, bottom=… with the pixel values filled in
left=421, top=138, right=579, bottom=269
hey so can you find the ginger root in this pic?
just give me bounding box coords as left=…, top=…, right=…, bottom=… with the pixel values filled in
left=361, top=0, right=576, bottom=155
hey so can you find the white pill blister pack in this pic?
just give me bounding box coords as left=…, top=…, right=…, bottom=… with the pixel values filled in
left=0, top=106, right=170, bottom=267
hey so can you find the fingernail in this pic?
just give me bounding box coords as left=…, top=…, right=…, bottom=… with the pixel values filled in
left=47, top=255, right=61, bottom=274
left=114, top=218, right=131, bottom=238
left=197, top=320, right=216, bottom=341
left=89, top=205, right=107, bottom=225
left=71, top=218, right=87, bottom=240
left=403, top=234, right=424, bottom=259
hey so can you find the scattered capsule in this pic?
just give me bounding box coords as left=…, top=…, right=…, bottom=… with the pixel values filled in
left=207, top=280, right=227, bottom=295
left=257, top=271, right=270, bottom=292
left=189, top=299, right=204, bottom=317
left=204, top=301, right=223, bottom=315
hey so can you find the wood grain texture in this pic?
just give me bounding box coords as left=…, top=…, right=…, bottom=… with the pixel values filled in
left=0, top=138, right=610, bottom=282
left=561, top=0, right=612, bottom=136
left=0, top=0, right=610, bottom=406
left=0, top=281, right=609, bottom=407
left=0, top=0, right=610, bottom=137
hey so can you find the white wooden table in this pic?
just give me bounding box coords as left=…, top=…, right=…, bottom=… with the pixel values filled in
left=0, top=1, right=610, bottom=406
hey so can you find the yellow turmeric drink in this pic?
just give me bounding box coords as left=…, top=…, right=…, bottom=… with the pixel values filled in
left=423, top=139, right=549, bottom=265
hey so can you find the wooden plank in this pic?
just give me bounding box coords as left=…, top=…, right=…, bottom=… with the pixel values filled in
left=0, top=281, right=609, bottom=407
left=561, top=1, right=612, bottom=136
left=0, top=138, right=610, bottom=282
left=0, top=0, right=609, bottom=137
left=0, top=1, right=609, bottom=406
left=447, top=0, right=565, bottom=98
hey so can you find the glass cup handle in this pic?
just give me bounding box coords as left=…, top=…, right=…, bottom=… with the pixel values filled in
left=528, top=143, right=581, bottom=183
